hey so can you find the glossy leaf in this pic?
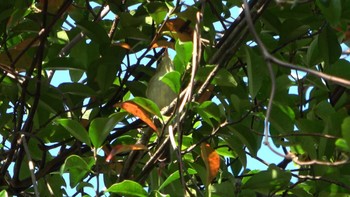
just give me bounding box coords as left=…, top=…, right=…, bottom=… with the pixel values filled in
left=269, top=102, right=295, bottom=134
left=245, top=47, right=265, bottom=99
left=196, top=101, right=221, bottom=127
left=107, top=180, right=148, bottom=197
left=173, top=40, right=193, bottom=74
left=318, top=25, right=341, bottom=65
left=89, top=112, right=127, bottom=148
left=56, top=119, right=91, bottom=146
left=341, top=117, right=350, bottom=150
left=160, top=70, right=181, bottom=94
left=60, top=155, right=94, bottom=188
left=131, top=97, right=163, bottom=119
left=144, top=2, right=168, bottom=25
left=243, top=165, right=291, bottom=195
left=214, top=68, right=238, bottom=87
left=0, top=190, right=8, bottom=197
left=158, top=168, right=197, bottom=190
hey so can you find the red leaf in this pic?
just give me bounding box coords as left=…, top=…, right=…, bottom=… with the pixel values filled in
left=106, top=144, right=147, bottom=162
left=114, top=101, right=158, bottom=132
left=200, top=143, right=220, bottom=185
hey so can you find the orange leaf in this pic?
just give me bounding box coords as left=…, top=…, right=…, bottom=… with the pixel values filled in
left=113, top=42, right=132, bottom=50
left=114, top=101, right=158, bottom=132
left=200, top=143, right=220, bottom=185
left=106, top=144, right=147, bottom=162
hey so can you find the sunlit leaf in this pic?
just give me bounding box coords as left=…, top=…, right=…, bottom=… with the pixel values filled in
left=242, top=165, right=291, bottom=195
left=89, top=112, right=127, bottom=148
left=114, top=101, right=158, bottom=132
left=107, top=180, right=148, bottom=197
left=56, top=119, right=91, bottom=146
left=60, top=155, right=95, bottom=188
left=158, top=168, right=197, bottom=190
left=160, top=70, right=181, bottom=94
left=131, top=97, right=162, bottom=119
left=144, top=2, right=168, bottom=25
left=341, top=117, right=350, bottom=150
left=173, top=40, right=193, bottom=74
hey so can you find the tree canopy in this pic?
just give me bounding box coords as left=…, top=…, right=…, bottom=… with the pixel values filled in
left=1, top=0, right=350, bottom=196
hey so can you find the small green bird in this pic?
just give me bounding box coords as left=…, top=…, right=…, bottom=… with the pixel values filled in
left=146, top=53, right=177, bottom=164
left=146, top=54, right=177, bottom=110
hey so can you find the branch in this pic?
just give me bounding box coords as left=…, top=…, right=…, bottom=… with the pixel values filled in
left=242, top=0, right=350, bottom=166
left=20, top=134, right=39, bottom=197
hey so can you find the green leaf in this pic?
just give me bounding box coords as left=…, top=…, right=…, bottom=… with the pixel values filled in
left=341, top=117, right=350, bottom=150
left=245, top=47, right=265, bottom=99
left=222, top=135, right=247, bottom=171
left=213, top=68, right=237, bottom=87
left=306, top=37, right=322, bottom=66
left=279, top=19, right=309, bottom=44
left=318, top=25, right=341, bottom=65
left=125, top=81, right=148, bottom=97
left=96, top=61, right=118, bottom=91
left=243, top=165, right=291, bottom=195
left=56, top=119, right=91, bottom=146
left=228, top=125, right=259, bottom=157
left=58, top=83, right=96, bottom=97
left=69, top=70, right=84, bottom=82
left=196, top=101, right=221, bottom=127
left=89, top=112, right=127, bottom=147
left=43, top=57, right=84, bottom=71
left=61, top=155, right=94, bottom=188
left=107, top=180, right=148, bottom=197
left=70, top=39, right=100, bottom=69
left=313, top=100, right=335, bottom=120
left=144, top=2, right=168, bottom=25
left=160, top=71, right=181, bottom=94
left=0, top=189, right=8, bottom=196
left=269, top=102, right=295, bottom=134
left=335, top=138, right=350, bottom=152
left=158, top=169, right=197, bottom=190
left=316, top=0, right=342, bottom=26
left=325, top=59, right=350, bottom=82
left=131, top=97, right=162, bottom=119
left=76, top=20, right=110, bottom=45
left=174, top=41, right=193, bottom=74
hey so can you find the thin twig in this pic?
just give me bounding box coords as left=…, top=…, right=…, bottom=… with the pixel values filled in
left=242, top=0, right=350, bottom=166
left=20, top=134, right=39, bottom=197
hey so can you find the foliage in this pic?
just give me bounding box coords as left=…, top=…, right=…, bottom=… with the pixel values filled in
left=1, top=0, right=350, bottom=196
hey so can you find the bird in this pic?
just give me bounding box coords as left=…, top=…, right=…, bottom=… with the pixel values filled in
left=146, top=53, right=177, bottom=111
